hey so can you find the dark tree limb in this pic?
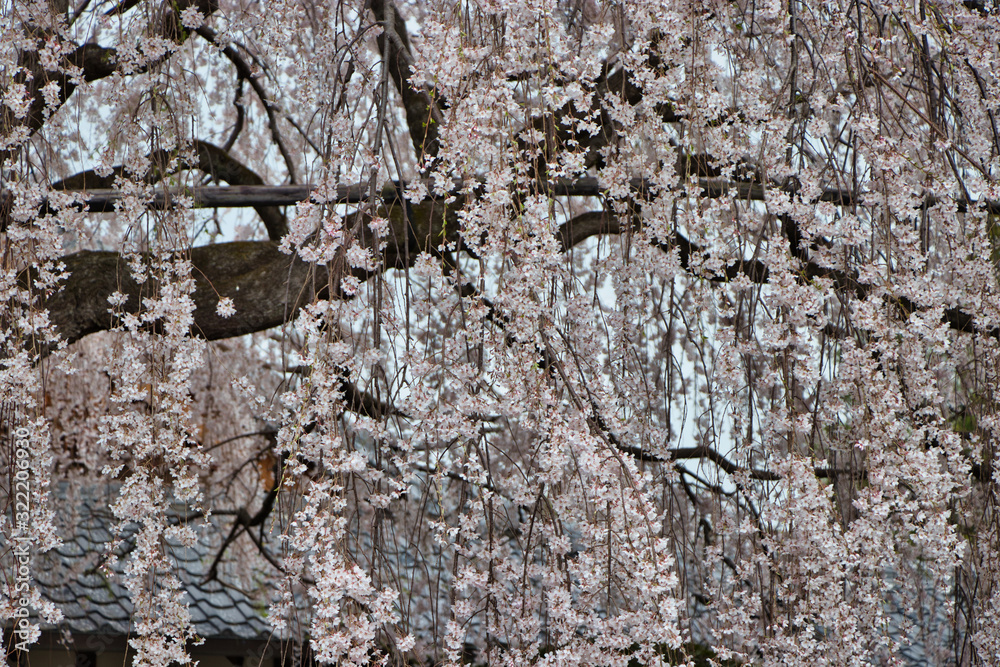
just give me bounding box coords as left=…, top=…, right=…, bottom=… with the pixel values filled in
left=556, top=208, right=998, bottom=341
left=521, top=41, right=682, bottom=177
left=617, top=442, right=781, bottom=481
left=285, top=363, right=409, bottom=420
left=3, top=175, right=851, bottom=226
left=35, top=241, right=324, bottom=346
left=29, top=192, right=462, bottom=348
left=337, top=374, right=408, bottom=419
left=370, top=0, right=445, bottom=163
left=204, top=449, right=283, bottom=583
left=23, top=172, right=1000, bottom=222
left=194, top=25, right=299, bottom=184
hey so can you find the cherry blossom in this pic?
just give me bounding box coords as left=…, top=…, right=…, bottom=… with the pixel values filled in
left=3, top=0, right=1000, bottom=665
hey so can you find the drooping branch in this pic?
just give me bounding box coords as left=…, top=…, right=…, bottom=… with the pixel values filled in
left=1, top=0, right=219, bottom=162
left=26, top=176, right=996, bottom=498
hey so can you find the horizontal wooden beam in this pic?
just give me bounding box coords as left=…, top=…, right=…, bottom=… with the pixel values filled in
left=82, top=183, right=374, bottom=211
left=63, top=178, right=849, bottom=210
left=3, top=177, right=997, bottom=225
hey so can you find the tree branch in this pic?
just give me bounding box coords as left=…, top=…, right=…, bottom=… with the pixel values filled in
left=23, top=173, right=1000, bottom=354
left=521, top=45, right=682, bottom=176
left=556, top=208, right=998, bottom=341
left=34, top=241, right=323, bottom=347
left=370, top=0, right=445, bottom=163
left=28, top=191, right=463, bottom=348
left=194, top=25, right=299, bottom=184
left=1, top=0, right=219, bottom=162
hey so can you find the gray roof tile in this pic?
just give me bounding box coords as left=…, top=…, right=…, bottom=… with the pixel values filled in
left=34, top=485, right=275, bottom=642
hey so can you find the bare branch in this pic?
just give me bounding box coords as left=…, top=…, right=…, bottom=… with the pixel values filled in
left=194, top=25, right=300, bottom=184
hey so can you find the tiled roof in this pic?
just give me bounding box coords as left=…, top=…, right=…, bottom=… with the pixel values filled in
left=34, top=485, right=274, bottom=642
